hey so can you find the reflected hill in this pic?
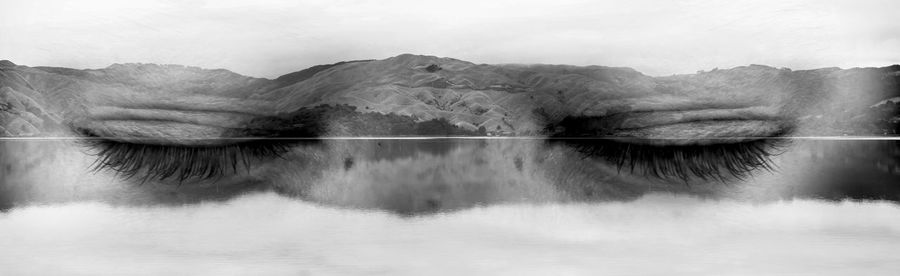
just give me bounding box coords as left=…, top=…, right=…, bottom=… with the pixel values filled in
left=3, top=138, right=898, bottom=215
left=2, top=55, right=900, bottom=215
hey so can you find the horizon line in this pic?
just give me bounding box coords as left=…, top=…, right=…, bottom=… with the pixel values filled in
left=4, top=55, right=899, bottom=80
left=2, top=136, right=899, bottom=141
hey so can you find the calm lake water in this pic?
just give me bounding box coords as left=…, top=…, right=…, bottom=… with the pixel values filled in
left=1, top=138, right=898, bottom=212
left=1, top=138, right=900, bottom=274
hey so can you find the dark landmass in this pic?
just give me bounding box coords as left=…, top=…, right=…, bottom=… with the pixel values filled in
left=1, top=55, right=897, bottom=137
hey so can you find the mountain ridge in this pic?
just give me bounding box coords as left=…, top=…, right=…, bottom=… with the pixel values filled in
left=1, top=54, right=898, bottom=137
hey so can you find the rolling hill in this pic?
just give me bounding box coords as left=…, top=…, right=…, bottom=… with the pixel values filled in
left=1, top=55, right=897, bottom=137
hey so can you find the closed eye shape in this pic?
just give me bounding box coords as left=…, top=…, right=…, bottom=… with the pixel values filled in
left=71, top=104, right=330, bottom=183
left=546, top=107, right=794, bottom=182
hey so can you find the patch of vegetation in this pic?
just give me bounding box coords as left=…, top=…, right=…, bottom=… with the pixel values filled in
left=273, top=60, right=373, bottom=89
left=425, top=64, right=442, bottom=73
left=243, top=104, right=487, bottom=137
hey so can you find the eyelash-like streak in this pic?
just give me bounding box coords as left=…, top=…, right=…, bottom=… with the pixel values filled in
left=553, top=138, right=788, bottom=182
left=82, top=135, right=785, bottom=184
left=83, top=139, right=295, bottom=183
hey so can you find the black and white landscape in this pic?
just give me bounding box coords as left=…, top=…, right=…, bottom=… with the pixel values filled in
left=1, top=0, right=900, bottom=275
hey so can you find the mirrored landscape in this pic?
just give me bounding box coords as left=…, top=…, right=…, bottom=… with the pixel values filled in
left=3, top=138, right=898, bottom=215
left=2, top=1, right=899, bottom=271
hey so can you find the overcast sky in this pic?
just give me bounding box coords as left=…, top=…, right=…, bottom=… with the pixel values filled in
left=1, top=0, right=898, bottom=78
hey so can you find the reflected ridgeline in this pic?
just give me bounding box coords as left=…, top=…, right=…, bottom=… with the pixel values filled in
left=2, top=56, right=900, bottom=214
left=4, top=138, right=900, bottom=215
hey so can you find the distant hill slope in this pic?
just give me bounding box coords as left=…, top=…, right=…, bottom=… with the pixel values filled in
left=1, top=55, right=897, bottom=137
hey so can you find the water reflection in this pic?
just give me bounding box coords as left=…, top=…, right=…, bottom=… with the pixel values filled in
left=270, top=139, right=562, bottom=215
left=1, top=138, right=899, bottom=214
left=791, top=140, right=900, bottom=200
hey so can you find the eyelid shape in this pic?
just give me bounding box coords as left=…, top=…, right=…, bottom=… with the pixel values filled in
left=548, top=111, right=794, bottom=146
left=612, top=106, right=782, bottom=129
left=546, top=112, right=793, bottom=181
left=70, top=121, right=244, bottom=146
left=610, top=120, right=793, bottom=145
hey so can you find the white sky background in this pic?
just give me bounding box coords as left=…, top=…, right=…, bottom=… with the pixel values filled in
left=1, top=0, right=898, bottom=78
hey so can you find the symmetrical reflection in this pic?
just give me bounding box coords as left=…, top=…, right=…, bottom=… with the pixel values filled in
left=2, top=54, right=898, bottom=215
left=2, top=138, right=898, bottom=215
